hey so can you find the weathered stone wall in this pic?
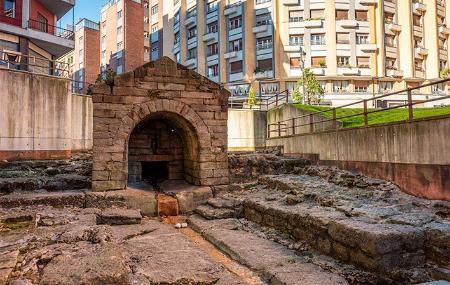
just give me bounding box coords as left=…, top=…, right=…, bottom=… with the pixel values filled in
left=0, top=69, right=92, bottom=161
left=267, top=116, right=450, bottom=200
left=91, top=57, right=230, bottom=192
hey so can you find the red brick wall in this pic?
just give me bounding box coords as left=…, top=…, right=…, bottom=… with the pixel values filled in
left=0, top=0, right=23, bottom=26
left=124, top=0, right=144, bottom=72
left=84, top=27, right=100, bottom=85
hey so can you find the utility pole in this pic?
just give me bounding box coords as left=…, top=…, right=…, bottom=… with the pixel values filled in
left=299, top=45, right=306, bottom=104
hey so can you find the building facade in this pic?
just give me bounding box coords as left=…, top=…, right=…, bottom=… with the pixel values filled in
left=100, top=0, right=144, bottom=74
left=0, top=0, right=75, bottom=75
left=144, top=0, right=450, bottom=106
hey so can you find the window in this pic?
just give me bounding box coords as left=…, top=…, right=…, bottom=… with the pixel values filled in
left=174, top=31, right=180, bottom=44
left=174, top=11, right=180, bottom=24
left=379, top=81, right=394, bottom=93
left=175, top=52, right=181, bottom=63
left=117, top=41, right=123, bottom=50
left=356, top=34, right=369, bottom=44
left=151, top=24, right=158, bottom=33
left=310, top=34, right=325, bottom=45
left=207, top=42, right=218, bottom=56
left=310, top=9, right=324, bottom=19
left=208, top=64, right=219, bottom=77
left=335, top=10, right=348, bottom=20
left=256, top=59, right=272, bottom=72
left=354, top=81, right=369, bottom=93
left=207, top=1, right=218, bottom=13
left=385, top=57, right=397, bottom=69
left=336, top=33, right=349, bottom=44
left=260, top=82, right=279, bottom=95
left=357, top=57, right=370, bottom=68
left=207, top=21, right=218, bottom=33
left=79, top=36, right=84, bottom=46
left=117, top=26, right=123, bottom=35
left=151, top=4, right=158, bottom=15
left=440, top=60, right=447, bottom=70
left=413, top=14, right=422, bottom=27
left=230, top=61, right=243, bottom=74
left=101, top=35, right=106, bottom=44
left=187, top=7, right=197, bottom=18
left=311, top=57, right=326, bottom=67
left=337, top=56, right=350, bottom=67
left=289, top=34, right=303, bottom=46
left=385, top=35, right=396, bottom=47
left=385, top=12, right=395, bottom=24
left=255, top=13, right=272, bottom=26
left=256, top=0, right=271, bottom=4
left=4, top=0, right=15, bottom=18
left=414, top=36, right=423, bottom=48
left=229, top=16, right=242, bottom=30
left=414, top=59, right=423, bottom=71
left=229, top=38, right=242, bottom=52
left=356, top=10, right=368, bottom=21
left=290, top=57, right=301, bottom=69
left=144, top=31, right=149, bottom=38
left=289, top=10, right=303, bottom=22
left=256, top=36, right=272, bottom=50
left=187, top=47, right=197, bottom=59
left=117, top=10, right=123, bottom=18
left=333, top=81, right=349, bottom=93
left=187, top=27, right=197, bottom=39
left=439, top=38, right=447, bottom=50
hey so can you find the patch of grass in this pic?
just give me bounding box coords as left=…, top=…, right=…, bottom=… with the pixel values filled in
left=292, top=104, right=450, bottom=128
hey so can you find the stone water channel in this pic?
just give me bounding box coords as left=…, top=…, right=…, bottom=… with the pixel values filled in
left=0, top=152, right=449, bottom=285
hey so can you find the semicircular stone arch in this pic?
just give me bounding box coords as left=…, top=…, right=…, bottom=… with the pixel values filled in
left=91, top=57, right=230, bottom=192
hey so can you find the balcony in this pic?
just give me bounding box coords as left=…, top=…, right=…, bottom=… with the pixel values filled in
left=224, top=51, right=238, bottom=59
left=311, top=68, right=325, bottom=75
left=303, top=19, right=323, bottom=28
left=282, top=0, right=300, bottom=4
left=359, top=43, right=378, bottom=52
left=224, top=4, right=242, bottom=17
left=185, top=58, right=197, bottom=68
left=39, top=0, right=74, bottom=19
left=338, top=67, right=359, bottom=75
left=338, top=19, right=358, bottom=28
left=439, top=25, right=450, bottom=36
left=388, top=23, right=402, bottom=33
left=254, top=69, right=274, bottom=79
left=203, top=32, right=218, bottom=43
left=415, top=46, right=428, bottom=57
left=413, top=2, right=427, bottom=14
left=24, top=19, right=74, bottom=57
left=386, top=69, right=404, bottom=78
left=284, top=45, right=301, bottom=52
left=185, top=15, right=197, bottom=28
left=253, top=24, right=269, bottom=34
left=359, top=0, right=377, bottom=5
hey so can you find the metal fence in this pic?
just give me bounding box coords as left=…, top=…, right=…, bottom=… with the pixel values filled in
left=267, top=78, right=450, bottom=138
left=228, top=90, right=290, bottom=110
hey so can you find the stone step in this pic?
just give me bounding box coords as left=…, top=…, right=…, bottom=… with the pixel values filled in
left=206, top=197, right=241, bottom=209
left=194, top=205, right=238, bottom=220
left=0, top=191, right=86, bottom=208
left=96, top=208, right=142, bottom=225
left=188, top=215, right=348, bottom=285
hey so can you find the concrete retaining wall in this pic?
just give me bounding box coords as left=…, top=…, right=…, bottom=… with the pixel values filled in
left=0, top=69, right=92, bottom=160
left=228, top=109, right=267, bottom=151
left=267, top=116, right=450, bottom=200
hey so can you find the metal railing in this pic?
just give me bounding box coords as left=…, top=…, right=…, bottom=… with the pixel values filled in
left=229, top=90, right=290, bottom=110
left=267, top=78, right=450, bottom=138
left=0, top=49, right=71, bottom=78
left=28, top=19, right=75, bottom=40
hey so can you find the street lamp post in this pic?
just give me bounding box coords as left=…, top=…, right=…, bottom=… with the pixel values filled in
left=299, top=46, right=306, bottom=104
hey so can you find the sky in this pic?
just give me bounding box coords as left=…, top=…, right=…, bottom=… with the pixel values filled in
left=59, top=0, right=102, bottom=28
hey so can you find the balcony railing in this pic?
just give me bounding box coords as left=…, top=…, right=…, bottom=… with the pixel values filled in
left=28, top=19, right=74, bottom=40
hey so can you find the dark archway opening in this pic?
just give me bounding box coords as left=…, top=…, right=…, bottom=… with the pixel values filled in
left=127, top=112, right=200, bottom=189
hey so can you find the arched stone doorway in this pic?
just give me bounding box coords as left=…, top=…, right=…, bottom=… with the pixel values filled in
left=127, top=112, right=200, bottom=188
left=91, top=57, right=230, bottom=192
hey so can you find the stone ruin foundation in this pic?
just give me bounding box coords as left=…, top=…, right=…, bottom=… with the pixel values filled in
left=91, top=57, right=230, bottom=192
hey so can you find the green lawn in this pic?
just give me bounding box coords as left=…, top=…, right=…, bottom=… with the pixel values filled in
left=292, top=104, right=450, bottom=128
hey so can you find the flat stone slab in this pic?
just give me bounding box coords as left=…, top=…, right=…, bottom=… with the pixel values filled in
left=189, top=214, right=349, bottom=285
left=96, top=208, right=142, bottom=225
left=0, top=191, right=86, bottom=208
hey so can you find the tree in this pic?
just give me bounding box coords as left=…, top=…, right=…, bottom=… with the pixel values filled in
left=247, top=86, right=256, bottom=108
left=95, top=64, right=116, bottom=86
left=296, top=68, right=325, bottom=105
left=291, top=79, right=303, bottom=103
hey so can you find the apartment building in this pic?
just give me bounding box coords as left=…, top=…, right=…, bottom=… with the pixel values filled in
left=0, top=0, right=75, bottom=75
left=100, top=0, right=144, bottom=74
left=72, top=18, right=100, bottom=92
left=143, top=0, right=450, bottom=106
